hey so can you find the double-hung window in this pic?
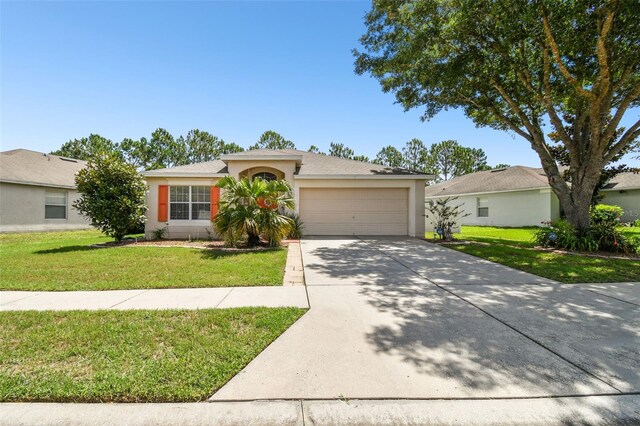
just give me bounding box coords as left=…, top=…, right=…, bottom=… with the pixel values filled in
left=477, top=197, right=489, bottom=217
left=45, top=191, right=67, bottom=219
left=170, top=186, right=210, bottom=220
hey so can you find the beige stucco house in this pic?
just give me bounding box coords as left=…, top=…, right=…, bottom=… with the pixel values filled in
left=0, top=149, right=92, bottom=232
left=424, top=166, right=640, bottom=227
left=142, top=149, right=433, bottom=239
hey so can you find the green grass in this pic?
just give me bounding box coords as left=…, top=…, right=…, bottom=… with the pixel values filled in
left=0, top=308, right=306, bottom=402
left=445, top=226, right=640, bottom=283
left=0, top=230, right=287, bottom=291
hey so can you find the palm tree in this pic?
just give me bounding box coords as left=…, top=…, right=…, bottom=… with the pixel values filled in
left=213, top=176, right=295, bottom=247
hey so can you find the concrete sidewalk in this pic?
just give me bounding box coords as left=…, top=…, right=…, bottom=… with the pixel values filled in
left=0, top=286, right=309, bottom=311
left=3, top=395, right=640, bottom=425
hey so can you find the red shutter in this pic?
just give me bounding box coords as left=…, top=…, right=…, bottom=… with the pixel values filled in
left=158, top=185, right=169, bottom=222
left=210, top=186, right=220, bottom=220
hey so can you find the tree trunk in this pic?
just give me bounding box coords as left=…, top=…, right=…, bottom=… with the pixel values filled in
left=247, top=232, right=261, bottom=247
left=546, top=161, right=603, bottom=234
left=560, top=195, right=592, bottom=232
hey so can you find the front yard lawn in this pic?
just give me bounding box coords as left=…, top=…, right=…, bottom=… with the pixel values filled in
left=445, top=226, right=640, bottom=283
left=0, top=308, right=305, bottom=402
left=0, top=230, right=287, bottom=291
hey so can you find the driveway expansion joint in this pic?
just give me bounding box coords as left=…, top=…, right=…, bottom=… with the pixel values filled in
left=586, top=289, right=640, bottom=307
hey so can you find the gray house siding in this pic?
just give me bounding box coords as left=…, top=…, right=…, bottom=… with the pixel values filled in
left=0, top=182, right=92, bottom=232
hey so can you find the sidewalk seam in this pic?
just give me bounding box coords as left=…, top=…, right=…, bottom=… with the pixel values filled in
left=214, top=289, right=234, bottom=308
left=106, top=289, right=150, bottom=309
left=0, top=292, right=44, bottom=307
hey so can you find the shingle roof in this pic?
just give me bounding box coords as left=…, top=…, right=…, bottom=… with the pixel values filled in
left=144, top=149, right=431, bottom=178
left=602, top=171, right=640, bottom=191
left=424, top=166, right=551, bottom=197
left=143, top=160, right=228, bottom=176
left=0, top=149, right=87, bottom=189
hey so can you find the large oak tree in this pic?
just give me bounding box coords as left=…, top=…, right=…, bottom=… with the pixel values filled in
left=355, top=0, right=640, bottom=231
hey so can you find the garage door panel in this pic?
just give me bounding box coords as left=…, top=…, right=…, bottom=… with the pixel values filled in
left=299, top=188, right=408, bottom=236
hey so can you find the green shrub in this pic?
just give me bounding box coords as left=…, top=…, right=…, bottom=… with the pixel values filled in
left=590, top=204, right=623, bottom=226
left=534, top=205, right=637, bottom=253
left=533, top=219, right=598, bottom=252
left=74, top=154, right=147, bottom=241
left=286, top=213, right=304, bottom=239
left=589, top=204, right=629, bottom=252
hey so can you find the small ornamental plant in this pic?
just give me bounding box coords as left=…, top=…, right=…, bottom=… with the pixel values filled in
left=213, top=176, right=295, bottom=247
left=425, top=196, right=470, bottom=241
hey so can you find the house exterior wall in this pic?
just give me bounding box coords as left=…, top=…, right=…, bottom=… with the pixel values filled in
left=426, top=188, right=560, bottom=229
left=601, top=189, right=640, bottom=223
left=0, top=182, right=92, bottom=232
left=145, top=174, right=428, bottom=239
left=145, top=177, right=220, bottom=240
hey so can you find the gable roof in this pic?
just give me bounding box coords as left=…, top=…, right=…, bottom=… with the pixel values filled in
left=143, top=149, right=433, bottom=179
left=425, top=166, right=640, bottom=197
left=0, top=149, right=87, bottom=189
left=601, top=171, right=640, bottom=191
left=424, top=166, right=551, bottom=197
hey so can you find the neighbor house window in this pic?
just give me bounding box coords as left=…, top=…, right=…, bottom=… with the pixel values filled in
left=45, top=191, right=67, bottom=219
left=477, top=197, right=489, bottom=217
left=170, top=186, right=210, bottom=220
left=252, top=172, right=277, bottom=182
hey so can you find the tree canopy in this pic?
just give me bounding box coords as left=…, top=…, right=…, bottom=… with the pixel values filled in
left=51, top=134, right=121, bottom=161
left=54, top=128, right=244, bottom=171
left=250, top=130, right=296, bottom=150
left=355, top=0, right=640, bottom=230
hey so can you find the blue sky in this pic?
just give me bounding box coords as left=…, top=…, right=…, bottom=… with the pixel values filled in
left=1, top=1, right=638, bottom=168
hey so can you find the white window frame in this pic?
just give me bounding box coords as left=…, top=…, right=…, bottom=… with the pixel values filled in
left=252, top=171, right=277, bottom=182
left=169, top=186, right=211, bottom=221
left=477, top=197, right=489, bottom=218
left=45, top=190, right=68, bottom=220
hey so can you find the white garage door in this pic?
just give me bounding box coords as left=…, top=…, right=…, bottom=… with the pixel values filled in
left=299, top=188, right=409, bottom=235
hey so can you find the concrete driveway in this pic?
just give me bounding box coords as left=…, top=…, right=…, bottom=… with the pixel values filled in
left=211, top=237, right=639, bottom=402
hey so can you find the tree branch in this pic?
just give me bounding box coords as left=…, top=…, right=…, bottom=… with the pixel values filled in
left=541, top=47, right=576, bottom=152
left=540, top=8, right=594, bottom=99
left=602, top=83, right=640, bottom=144
left=605, top=118, right=640, bottom=162
left=594, top=6, right=614, bottom=97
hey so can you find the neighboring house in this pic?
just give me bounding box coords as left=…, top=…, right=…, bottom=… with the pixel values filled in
left=424, top=166, right=640, bottom=227
left=0, top=149, right=92, bottom=232
left=600, top=172, right=640, bottom=223
left=142, top=149, right=433, bottom=239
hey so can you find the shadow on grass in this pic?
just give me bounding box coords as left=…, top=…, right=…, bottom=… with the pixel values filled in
left=35, top=245, right=101, bottom=255
left=459, top=235, right=536, bottom=247
left=198, top=247, right=284, bottom=260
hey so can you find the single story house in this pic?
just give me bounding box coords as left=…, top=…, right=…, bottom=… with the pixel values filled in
left=142, top=149, right=433, bottom=239
left=0, top=149, right=92, bottom=232
left=424, top=166, right=640, bottom=227
left=600, top=172, right=640, bottom=223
